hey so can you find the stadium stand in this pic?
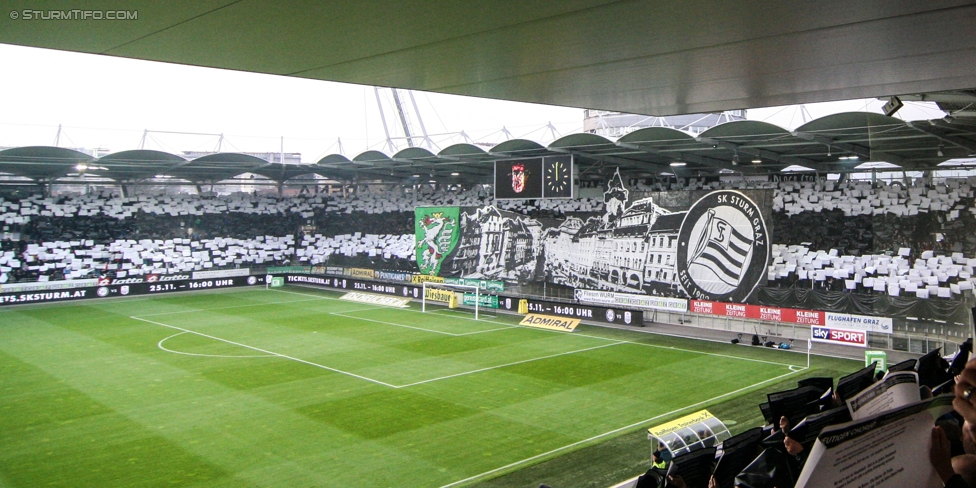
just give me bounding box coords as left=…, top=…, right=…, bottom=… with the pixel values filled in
left=0, top=187, right=611, bottom=282
left=3, top=176, right=976, bottom=487
left=4, top=177, right=976, bottom=291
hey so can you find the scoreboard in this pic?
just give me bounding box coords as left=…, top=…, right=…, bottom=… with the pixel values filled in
left=494, top=155, right=573, bottom=199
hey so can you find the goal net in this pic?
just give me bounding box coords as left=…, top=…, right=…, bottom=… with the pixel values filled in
left=422, top=282, right=481, bottom=320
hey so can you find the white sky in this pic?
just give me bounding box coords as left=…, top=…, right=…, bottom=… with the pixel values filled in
left=0, top=43, right=948, bottom=164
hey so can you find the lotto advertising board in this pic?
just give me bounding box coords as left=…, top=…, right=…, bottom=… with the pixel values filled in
left=499, top=296, right=642, bottom=326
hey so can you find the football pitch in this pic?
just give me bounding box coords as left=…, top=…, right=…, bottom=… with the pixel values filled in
left=0, top=286, right=812, bottom=487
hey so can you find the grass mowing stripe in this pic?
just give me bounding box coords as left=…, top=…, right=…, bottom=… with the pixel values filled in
left=143, top=313, right=630, bottom=389
left=130, top=315, right=398, bottom=388
left=395, top=341, right=627, bottom=388
left=433, top=309, right=498, bottom=319
left=135, top=297, right=327, bottom=317
left=439, top=366, right=807, bottom=488
left=330, top=311, right=513, bottom=337
left=329, top=312, right=461, bottom=336
left=1, top=287, right=833, bottom=487
left=276, top=286, right=803, bottom=369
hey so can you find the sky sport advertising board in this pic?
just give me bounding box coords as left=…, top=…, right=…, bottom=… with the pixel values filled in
left=810, top=326, right=868, bottom=347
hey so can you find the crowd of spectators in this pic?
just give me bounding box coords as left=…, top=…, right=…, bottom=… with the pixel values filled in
left=2, top=176, right=976, bottom=287
left=0, top=187, right=610, bottom=283
left=616, top=341, right=976, bottom=488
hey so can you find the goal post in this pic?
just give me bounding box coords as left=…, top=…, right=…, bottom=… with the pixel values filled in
left=422, top=281, right=481, bottom=320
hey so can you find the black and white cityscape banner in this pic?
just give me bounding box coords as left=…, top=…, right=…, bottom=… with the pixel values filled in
left=424, top=168, right=773, bottom=302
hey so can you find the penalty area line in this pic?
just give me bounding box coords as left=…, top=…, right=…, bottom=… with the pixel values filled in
left=331, top=310, right=512, bottom=337
left=438, top=367, right=806, bottom=488
left=396, top=341, right=625, bottom=388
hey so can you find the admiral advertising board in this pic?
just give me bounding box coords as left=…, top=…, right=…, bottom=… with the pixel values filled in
left=501, top=297, right=642, bottom=326
left=343, top=268, right=376, bottom=279
left=519, top=314, right=580, bottom=332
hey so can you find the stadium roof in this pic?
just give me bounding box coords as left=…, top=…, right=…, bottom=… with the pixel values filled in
left=1, top=2, right=974, bottom=116
left=2, top=113, right=974, bottom=185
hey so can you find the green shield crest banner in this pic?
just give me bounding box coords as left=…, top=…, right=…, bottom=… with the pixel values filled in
left=415, top=207, right=460, bottom=276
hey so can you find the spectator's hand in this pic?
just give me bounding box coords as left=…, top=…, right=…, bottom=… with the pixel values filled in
left=932, top=426, right=955, bottom=483
left=830, top=391, right=843, bottom=409
left=707, top=475, right=718, bottom=488
left=667, top=475, right=687, bottom=488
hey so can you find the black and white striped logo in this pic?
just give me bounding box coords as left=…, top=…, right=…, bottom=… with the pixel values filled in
left=676, top=191, right=769, bottom=302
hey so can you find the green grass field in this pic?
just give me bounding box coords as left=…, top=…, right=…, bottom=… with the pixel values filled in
left=0, top=285, right=856, bottom=487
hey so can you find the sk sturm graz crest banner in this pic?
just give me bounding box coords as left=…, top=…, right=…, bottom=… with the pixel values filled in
left=415, top=207, right=460, bottom=276
left=676, top=191, right=769, bottom=302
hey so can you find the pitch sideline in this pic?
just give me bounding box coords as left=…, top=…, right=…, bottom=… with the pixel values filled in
left=438, top=366, right=808, bottom=488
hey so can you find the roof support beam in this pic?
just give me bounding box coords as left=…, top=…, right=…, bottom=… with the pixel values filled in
left=696, top=136, right=814, bottom=168
left=548, top=147, right=670, bottom=172
left=616, top=141, right=763, bottom=174
left=905, top=121, right=976, bottom=154
left=790, top=130, right=907, bottom=166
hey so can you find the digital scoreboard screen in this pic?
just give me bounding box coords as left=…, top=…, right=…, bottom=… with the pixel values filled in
left=494, top=156, right=573, bottom=199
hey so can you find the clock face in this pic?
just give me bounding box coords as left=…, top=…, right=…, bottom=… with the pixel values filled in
left=544, top=156, right=573, bottom=198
